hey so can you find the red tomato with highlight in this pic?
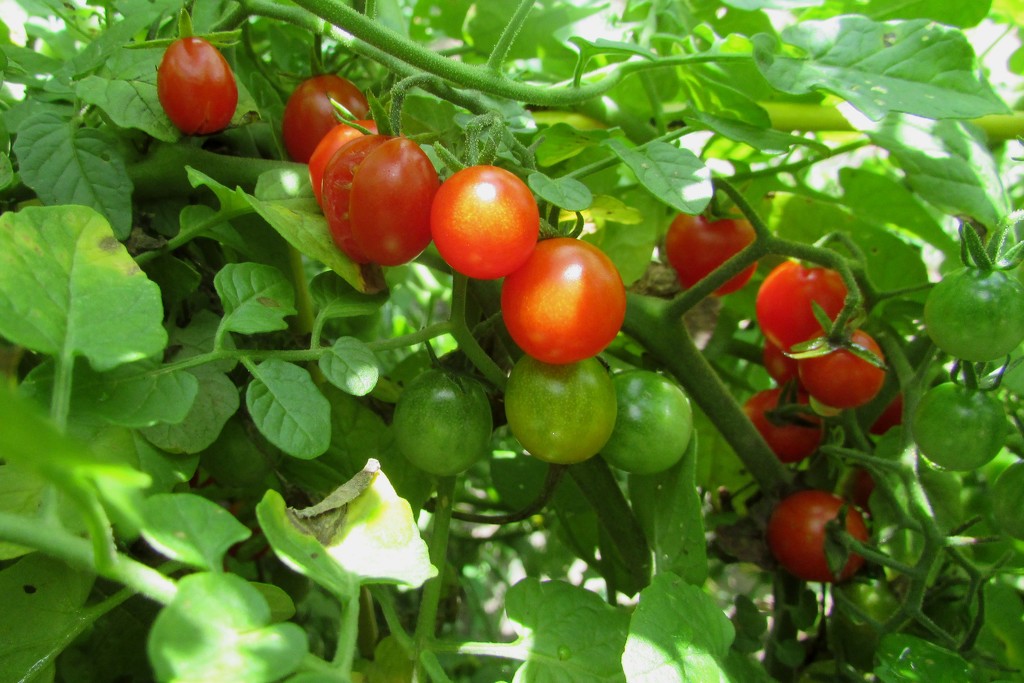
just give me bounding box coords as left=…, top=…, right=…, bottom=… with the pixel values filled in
left=430, top=166, right=539, bottom=279
left=664, top=214, right=757, bottom=295
left=157, top=37, right=238, bottom=135
left=501, top=238, right=626, bottom=365
left=322, top=135, right=439, bottom=266
left=283, top=75, right=369, bottom=163
left=755, top=261, right=847, bottom=351
left=743, top=388, right=822, bottom=463
left=763, top=340, right=800, bottom=386
left=767, top=490, right=868, bottom=583
left=308, top=120, right=377, bottom=206
left=798, top=330, right=886, bottom=410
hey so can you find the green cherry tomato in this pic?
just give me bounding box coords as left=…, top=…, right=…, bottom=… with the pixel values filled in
left=912, top=383, right=1006, bottom=471
left=504, top=356, right=617, bottom=465
left=924, top=267, right=1024, bottom=361
left=392, top=369, right=493, bottom=476
left=991, top=460, right=1024, bottom=540
left=600, top=371, right=693, bottom=474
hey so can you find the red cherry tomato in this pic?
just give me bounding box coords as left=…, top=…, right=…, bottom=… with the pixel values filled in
left=501, top=238, right=626, bottom=365
left=308, top=120, right=377, bottom=207
left=282, top=75, right=369, bottom=163
left=430, top=166, right=540, bottom=279
left=664, top=214, right=757, bottom=295
left=845, top=468, right=876, bottom=513
left=798, top=330, right=886, bottom=410
left=755, top=261, right=847, bottom=351
left=743, top=388, right=822, bottom=463
left=763, top=340, right=800, bottom=386
left=767, top=490, right=868, bottom=583
left=869, top=394, right=903, bottom=435
left=157, top=37, right=238, bottom=135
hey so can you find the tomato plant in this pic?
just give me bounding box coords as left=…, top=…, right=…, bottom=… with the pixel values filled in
left=501, top=237, right=626, bottom=364
left=924, top=267, right=1024, bottom=362
left=600, top=370, right=693, bottom=474
left=991, top=460, right=1024, bottom=540
left=156, top=37, right=238, bottom=135
left=392, top=369, right=493, bottom=476
left=503, top=356, right=616, bottom=464
left=308, top=119, right=377, bottom=207
left=743, top=388, right=822, bottom=463
left=763, top=339, right=800, bottom=386
left=755, top=261, right=848, bottom=351
left=430, top=165, right=540, bottom=279
left=766, top=490, right=869, bottom=583
left=282, top=74, right=370, bottom=163
left=912, top=383, right=1007, bottom=471
left=664, top=214, right=757, bottom=295
left=797, top=329, right=886, bottom=410
left=322, top=135, right=439, bottom=265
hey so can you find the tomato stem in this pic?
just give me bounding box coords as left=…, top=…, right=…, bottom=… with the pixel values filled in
left=485, top=0, right=535, bottom=72
left=413, top=476, right=457, bottom=675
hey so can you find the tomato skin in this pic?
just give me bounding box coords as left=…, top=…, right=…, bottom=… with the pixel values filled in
left=283, top=75, right=370, bottom=163
left=755, top=261, right=847, bottom=351
left=924, top=267, right=1024, bottom=362
left=797, top=330, right=886, bottom=410
left=430, top=166, right=540, bottom=280
left=763, top=340, right=800, bottom=386
left=157, top=37, right=238, bottom=135
left=308, top=120, right=377, bottom=207
left=743, top=388, right=822, bottom=463
left=869, top=394, right=903, bottom=435
left=766, top=490, right=868, bottom=583
left=504, top=356, right=617, bottom=465
left=600, top=371, right=693, bottom=474
left=912, top=383, right=1006, bottom=471
left=501, top=238, right=626, bottom=364
left=392, top=370, right=493, bottom=476
left=322, top=135, right=390, bottom=263
left=991, top=461, right=1024, bottom=540
left=664, top=214, right=757, bottom=295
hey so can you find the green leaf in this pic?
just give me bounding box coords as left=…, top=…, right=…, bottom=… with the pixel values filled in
left=568, top=36, right=655, bottom=86
left=506, top=578, right=630, bottom=683
left=875, top=633, right=972, bottom=682
left=0, top=205, right=167, bottom=371
left=247, top=171, right=387, bottom=295
left=12, top=113, right=133, bottom=238
left=147, top=572, right=307, bottom=683
left=246, top=359, right=331, bottom=459
left=752, top=16, right=1008, bottom=121
left=319, top=337, right=379, bottom=397
left=142, top=493, right=252, bottom=571
left=860, top=114, right=1010, bottom=228
left=629, top=438, right=708, bottom=585
left=528, top=172, right=593, bottom=212
left=215, top=263, right=297, bottom=337
left=75, top=360, right=200, bottom=428
left=0, top=465, right=45, bottom=560
left=606, top=139, right=713, bottom=215
left=141, top=368, right=240, bottom=453
left=724, top=0, right=824, bottom=8
left=685, top=111, right=829, bottom=154
left=622, top=572, right=735, bottom=681
left=534, top=122, right=611, bottom=167
left=0, top=554, right=96, bottom=682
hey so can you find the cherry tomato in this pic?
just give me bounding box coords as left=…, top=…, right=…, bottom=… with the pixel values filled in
left=991, top=460, right=1024, bottom=540
left=844, top=468, right=876, bottom=513
left=924, top=267, right=1024, bottom=362
left=912, top=383, right=1006, bottom=471
left=763, top=340, right=800, bottom=386
left=664, top=214, right=757, bottom=295
left=504, top=356, right=617, bottom=465
left=743, top=388, right=822, bottom=463
left=797, top=330, right=886, bottom=410
left=308, top=120, right=377, bottom=207
left=869, top=394, right=903, bottom=435
left=430, top=166, right=540, bottom=280
left=755, top=261, right=847, bottom=351
left=392, top=370, right=493, bottom=476
left=501, top=238, right=626, bottom=364
left=322, top=135, right=439, bottom=266
left=600, top=371, right=693, bottom=474
left=766, top=490, right=868, bottom=583
left=282, top=75, right=370, bottom=163
left=157, top=37, right=238, bottom=135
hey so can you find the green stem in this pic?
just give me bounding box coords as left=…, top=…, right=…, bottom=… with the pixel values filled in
left=449, top=274, right=507, bottom=390
left=428, top=639, right=531, bottom=660
left=287, top=246, right=316, bottom=338
left=414, top=476, right=457, bottom=677
left=368, top=586, right=416, bottom=652
left=135, top=205, right=253, bottom=265
left=0, top=512, right=177, bottom=604
left=333, top=589, right=361, bottom=674
left=486, top=0, right=535, bottom=71
left=729, top=140, right=869, bottom=182
left=50, top=349, right=74, bottom=430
